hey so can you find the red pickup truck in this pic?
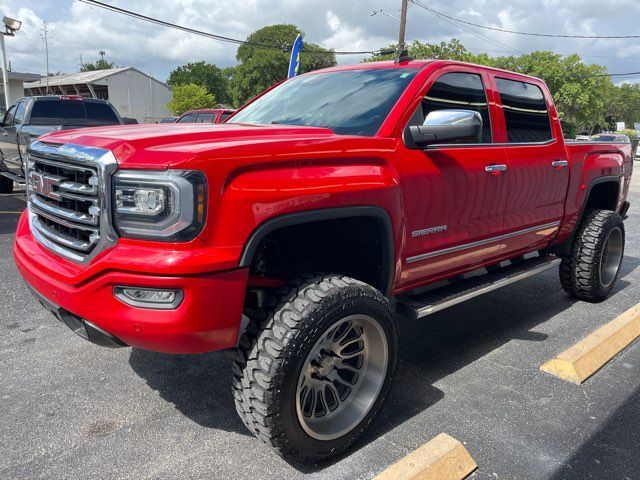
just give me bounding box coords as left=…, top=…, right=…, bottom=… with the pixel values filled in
left=14, top=59, right=633, bottom=463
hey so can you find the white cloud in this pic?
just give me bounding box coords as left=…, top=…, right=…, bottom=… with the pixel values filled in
left=0, top=0, right=636, bottom=84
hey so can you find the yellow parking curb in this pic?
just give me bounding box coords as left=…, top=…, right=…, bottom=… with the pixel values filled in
left=373, top=433, right=477, bottom=480
left=540, top=303, right=640, bottom=384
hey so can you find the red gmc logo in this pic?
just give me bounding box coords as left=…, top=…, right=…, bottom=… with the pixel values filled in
left=29, top=171, right=61, bottom=201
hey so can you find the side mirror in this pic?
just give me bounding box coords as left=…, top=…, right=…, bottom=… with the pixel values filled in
left=407, top=109, right=482, bottom=148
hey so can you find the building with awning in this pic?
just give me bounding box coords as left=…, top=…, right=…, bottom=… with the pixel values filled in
left=0, top=70, right=41, bottom=112
left=24, top=67, right=172, bottom=123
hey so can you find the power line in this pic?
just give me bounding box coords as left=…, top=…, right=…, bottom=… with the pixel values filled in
left=411, top=0, right=520, bottom=54
left=409, top=0, right=640, bottom=39
left=77, top=0, right=378, bottom=55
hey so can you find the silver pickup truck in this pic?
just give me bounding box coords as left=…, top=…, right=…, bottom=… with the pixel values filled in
left=0, top=95, right=122, bottom=193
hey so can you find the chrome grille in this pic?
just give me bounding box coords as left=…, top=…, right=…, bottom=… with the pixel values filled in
left=26, top=141, right=118, bottom=263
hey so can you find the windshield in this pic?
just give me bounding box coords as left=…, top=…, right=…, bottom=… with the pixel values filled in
left=230, top=68, right=418, bottom=136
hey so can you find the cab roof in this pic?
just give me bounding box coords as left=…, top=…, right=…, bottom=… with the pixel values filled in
left=308, top=58, right=545, bottom=84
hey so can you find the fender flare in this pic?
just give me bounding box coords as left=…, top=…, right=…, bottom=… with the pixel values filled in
left=553, top=175, right=621, bottom=255
left=239, top=206, right=395, bottom=296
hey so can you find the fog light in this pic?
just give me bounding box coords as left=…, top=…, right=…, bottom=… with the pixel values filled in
left=113, top=286, right=183, bottom=309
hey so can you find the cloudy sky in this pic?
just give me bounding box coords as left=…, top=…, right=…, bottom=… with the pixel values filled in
left=2, top=0, right=639, bottom=83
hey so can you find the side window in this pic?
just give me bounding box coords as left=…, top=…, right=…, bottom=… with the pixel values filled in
left=419, top=72, right=492, bottom=143
left=495, top=78, right=553, bottom=143
left=196, top=113, right=215, bottom=123
left=220, top=112, right=233, bottom=122
left=177, top=113, right=196, bottom=123
left=3, top=104, right=16, bottom=126
left=13, top=101, right=27, bottom=125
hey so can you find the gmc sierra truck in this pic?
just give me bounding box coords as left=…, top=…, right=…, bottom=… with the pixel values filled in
left=13, top=60, right=633, bottom=463
left=0, top=95, right=122, bottom=192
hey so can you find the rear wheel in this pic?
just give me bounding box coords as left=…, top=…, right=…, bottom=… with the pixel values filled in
left=0, top=174, right=13, bottom=193
left=233, top=274, right=397, bottom=463
left=560, top=209, right=625, bottom=302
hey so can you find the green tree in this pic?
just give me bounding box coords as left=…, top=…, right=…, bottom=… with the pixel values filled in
left=166, top=83, right=216, bottom=115
left=366, top=39, right=622, bottom=135
left=230, top=24, right=336, bottom=106
left=365, top=39, right=477, bottom=62
left=604, top=83, right=640, bottom=129
left=80, top=59, right=116, bottom=71
left=484, top=52, right=613, bottom=134
left=167, top=61, right=231, bottom=105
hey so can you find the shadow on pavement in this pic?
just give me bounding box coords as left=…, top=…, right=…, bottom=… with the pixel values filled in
left=0, top=193, right=26, bottom=235
left=549, top=384, right=640, bottom=480
left=127, top=256, right=640, bottom=472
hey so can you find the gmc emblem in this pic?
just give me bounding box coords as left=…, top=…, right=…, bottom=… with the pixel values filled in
left=29, top=171, right=62, bottom=201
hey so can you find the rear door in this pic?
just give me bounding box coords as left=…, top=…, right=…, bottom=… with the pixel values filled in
left=490, top=74, right=570, bottom=254
left=398, top=67, right=509, bottom=288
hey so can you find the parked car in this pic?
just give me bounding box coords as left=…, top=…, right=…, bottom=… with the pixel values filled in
left=175, top=108, right=236, bottom=124
left=591, top=133, right=631, bottom=143
left=574, top=135, right=591, bottom=141
left=14, top=60, right=633, bottom=463
left=0, top=95, right=122, bottom=192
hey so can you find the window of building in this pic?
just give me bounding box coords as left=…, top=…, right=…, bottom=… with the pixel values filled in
left=495, top=78, right=553, bottom=143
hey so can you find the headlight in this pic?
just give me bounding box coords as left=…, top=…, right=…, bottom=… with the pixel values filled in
left=113, top=170, right=206, bottom=241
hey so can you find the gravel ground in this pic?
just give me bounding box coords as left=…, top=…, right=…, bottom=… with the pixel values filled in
left=1, top=174, right=639, bottom=480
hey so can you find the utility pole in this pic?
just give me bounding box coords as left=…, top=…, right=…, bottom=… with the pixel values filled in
left=0, top=16, right=22, bottom=111
left=398, top=0, right=408, bottom=56
left=41, top=21, right=51, bottom=94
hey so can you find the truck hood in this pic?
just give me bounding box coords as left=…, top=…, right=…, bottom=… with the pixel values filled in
left=38, top=123, right=340, bottom=168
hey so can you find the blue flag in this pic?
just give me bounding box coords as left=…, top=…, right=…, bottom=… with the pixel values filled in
left=288, top=34, right=303, bottom=78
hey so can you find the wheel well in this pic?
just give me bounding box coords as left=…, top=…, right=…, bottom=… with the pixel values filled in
left=243, top=213, right=393, bottom=295
left=584, top=180, right=619, bottom=212
left=550, top=179, right=620, bottom=256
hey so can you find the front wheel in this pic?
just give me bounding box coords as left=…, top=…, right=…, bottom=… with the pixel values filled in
left=232, top=274, right=397, bottom=463
left=560, top=209, right=625, bottom=302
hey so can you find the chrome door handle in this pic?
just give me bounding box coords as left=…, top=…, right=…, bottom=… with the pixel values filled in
left=485, top=164, right=507, bottom=174
left=552, top=160, right=568, bottom=168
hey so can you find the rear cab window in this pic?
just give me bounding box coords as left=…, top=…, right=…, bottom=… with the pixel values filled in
left=84, top=102, right=119, bottom=124
left=494, top=77, right=553, bottom=143
left=29, top=99, right=119, bottom=126
left=30, top=100, right=86, bottom=125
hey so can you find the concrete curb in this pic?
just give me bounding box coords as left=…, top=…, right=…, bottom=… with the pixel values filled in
left=540, top=303, right=640, bottom=384
left=372, top=433, right=477, bottom=480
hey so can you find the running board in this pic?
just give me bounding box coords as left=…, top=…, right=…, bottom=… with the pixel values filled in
left=0, top=171, right=25, bottom=184
left=396, top=255, right=561, bottom=319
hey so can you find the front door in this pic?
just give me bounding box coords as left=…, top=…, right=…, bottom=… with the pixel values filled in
left=397, top=68, right=509, bottom=290
left=0, top=102, right=20, bottom=175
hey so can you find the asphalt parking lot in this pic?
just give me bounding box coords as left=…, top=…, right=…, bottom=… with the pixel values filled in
left=1, top=176, right=639, bottom=480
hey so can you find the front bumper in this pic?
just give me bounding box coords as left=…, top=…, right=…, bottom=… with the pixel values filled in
left=14, top=212, right=249, bottom=354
